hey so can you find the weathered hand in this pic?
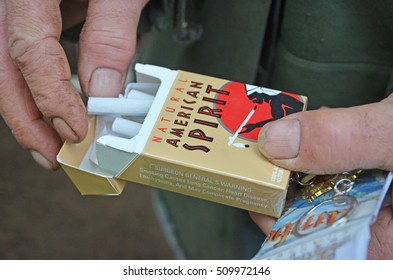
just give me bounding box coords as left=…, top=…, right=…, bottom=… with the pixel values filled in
left=0, top=0, right=148, bottom=170
left=253, top=94, right=393, bottom=259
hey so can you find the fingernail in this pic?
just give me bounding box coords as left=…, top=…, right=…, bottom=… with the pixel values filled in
left=30, top=150, right=54, bottom=170
left=89, top=68, right=123, bottom=97
left=52, top=117, right=79, bottom=143
left=258, top=119, right=300, bottom=159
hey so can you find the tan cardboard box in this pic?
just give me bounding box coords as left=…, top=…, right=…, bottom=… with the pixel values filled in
left=57, top=64, right=307, bottom=217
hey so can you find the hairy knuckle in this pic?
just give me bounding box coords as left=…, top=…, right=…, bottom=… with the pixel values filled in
left=8, top=37, right=43, bottom=73
left=33, top=97, right=51, bottom=116
left=35, top=96, right=64, bottom=120
left=10, top=122, right=34, bottom=149
left=81, top=29, right=134, bottom=54
left=80, top=10, right=136, bottom=56
left=8, top=36, right=29, bottom=63
left=34, top=81, right=85, bottom=120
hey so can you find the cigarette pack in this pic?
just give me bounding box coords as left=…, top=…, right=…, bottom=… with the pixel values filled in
left=57, top=64, right=307, bottom=217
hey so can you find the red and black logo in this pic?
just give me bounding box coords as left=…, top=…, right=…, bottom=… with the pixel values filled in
left=215, top=82, right=304, bottom=142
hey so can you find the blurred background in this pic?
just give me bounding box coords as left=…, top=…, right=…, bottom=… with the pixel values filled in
left=0, top=117, right=175, bottom=259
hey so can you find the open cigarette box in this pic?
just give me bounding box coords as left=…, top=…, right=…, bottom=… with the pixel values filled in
left=57, top=64, right=307, bottom=217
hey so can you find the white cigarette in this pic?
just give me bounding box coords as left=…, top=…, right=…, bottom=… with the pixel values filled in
left=87, top=97, right=153, bottom=116
left=127, top=89, right=155, bottom=101
left=112, top=118, right=142, bottom=138
left=125, top=116, right=147, bottom=123
left=125, top=83, right=160, bottom=95
left=228, top=105, right=257, bottom=146
left=232, top=142, right=250, bottom=149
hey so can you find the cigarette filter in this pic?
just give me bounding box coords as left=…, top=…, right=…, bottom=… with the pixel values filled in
left=127, top=89, right=155, bottom=101
left=112, top=118, right=142, bottom=138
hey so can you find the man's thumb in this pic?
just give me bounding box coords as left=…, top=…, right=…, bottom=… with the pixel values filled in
left=77, top=0, right=148, bottom=97
left=257, top=98, right=393, bottom=174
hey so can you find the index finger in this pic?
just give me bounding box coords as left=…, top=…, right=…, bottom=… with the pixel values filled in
left=5, top=0, right=87, bottom=143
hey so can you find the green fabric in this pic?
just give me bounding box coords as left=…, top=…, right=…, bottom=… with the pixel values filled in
left=269, top=42, right=392, bottom=109
left=267, top=0, right=393, bottom=109
left=280, top=0, right=393, bottom=64
left=137, top=0, right=393, bottom=259
left=156, top=191, right=262, bottom=259
left=140, top=0, right=272, bottom=84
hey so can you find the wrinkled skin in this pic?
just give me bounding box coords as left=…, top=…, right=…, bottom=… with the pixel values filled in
left=0, top=0, right=148, bottom=170
left=0, top=0, right=392, bottom=259
left=253, top=95, right=393, bottom=259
